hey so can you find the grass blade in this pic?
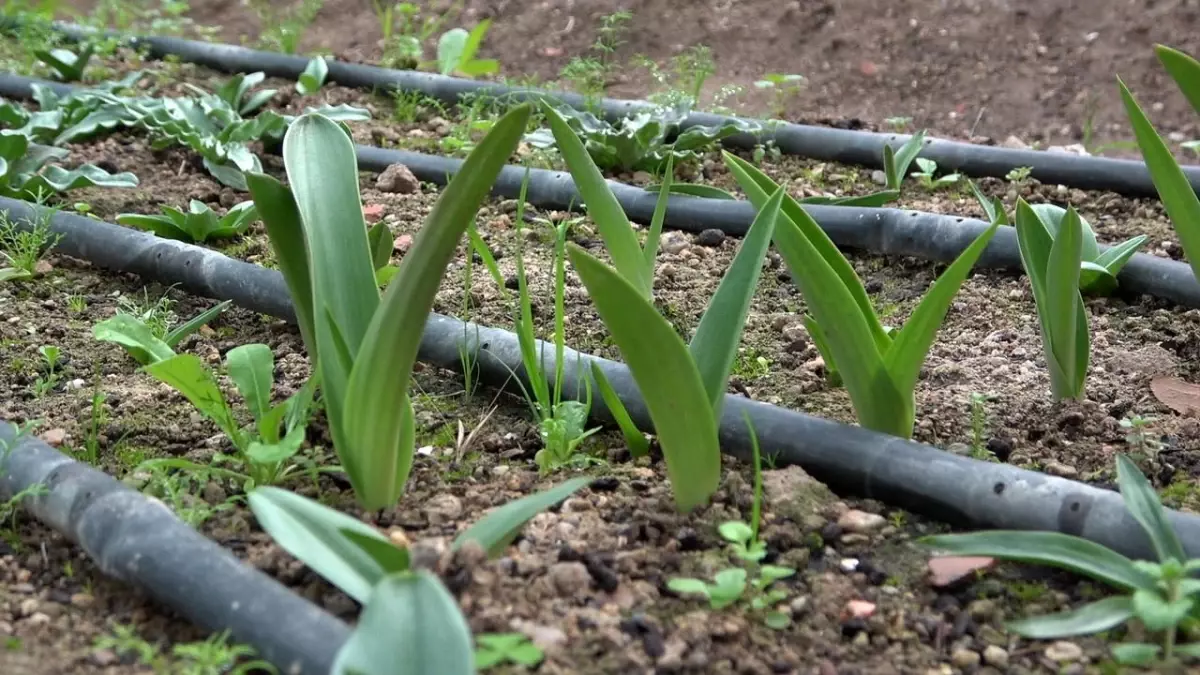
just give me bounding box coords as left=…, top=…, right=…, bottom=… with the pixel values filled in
left=1045, top=207, right=1085, bottom=399
left=642, top=153, right=674, bottom=279
left=1156, top=45, right=1200, bottom=117
left=919, top=531, right=1153, bottom=591
left=542, top=101, right=651, bottom=297
left=453, top=476, right=592, bottom=557
left=589, top=362, right=650, bottom=457
left=342, top=104, right=532, bottom=508
left=1116, top=454, right=1187, bottom=563
left=164, top=299, right=233, bottom=348
left=567, top=244, right=720, bottom=511
left=1007, top=597, right=1135, bottom=639
left=688, top=186, right=783, bottom=417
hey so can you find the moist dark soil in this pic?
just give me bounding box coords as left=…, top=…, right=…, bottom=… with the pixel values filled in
left=4, top=7, right=1200, bottom=675
left=68, top=0, right=1200, bottom=152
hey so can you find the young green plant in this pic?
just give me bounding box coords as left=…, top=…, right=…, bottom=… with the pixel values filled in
left=919, top=454, right=1200, bottom=669
left=248, top=477, right=592, bottom=675
left=724, top=152, right=998, bottom=438
left=246, top=104, right=531, bottom=509
left=1120, top=45, right=1200, bottom=283
left=92, top=299, right=233, bottom=366
left=509, top=176, right=601, bottom=471
left=117, top=200, right=259, bottom=244
left=668, top=416, right=794, bottom=628
left=1014, top=199, right=1090, bottom=401
left=562, top=171, right=784, bottom=510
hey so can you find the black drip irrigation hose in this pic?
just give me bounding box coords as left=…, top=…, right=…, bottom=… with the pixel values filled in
left=14, top=17, right=1200, bottom=199
left=2, top=71, right=1200, bottom=310
left=0, top=421, right=350, bottom=674
left=4, top=196, right=1200, bottom=563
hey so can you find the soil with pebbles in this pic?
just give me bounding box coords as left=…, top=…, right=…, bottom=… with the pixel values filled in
left=3, top=45, right=1200, bottom=675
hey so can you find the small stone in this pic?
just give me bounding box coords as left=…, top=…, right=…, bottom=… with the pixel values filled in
left=839, top=558, right=860, bottom=573
left=982, top=645, right=1009, bottom=668
left=837, top=509, right=886, bottom=534
left=34, top=260, right=53, bottom=276
left=201, top=481, right=226, bottom=504
left=25, top=612, right=50, bottom=626
left=425, top=494, right=463, bottom=525
left=696, top=229, right=725, bottom=247
left=1045, top=641, right=1083, bottom=663
left=870, top=169, right=887, bottom=185
left=1001, top=135, right=1029, bottom=149
left=375, top=163, right=420, bottom=193
left=660, top=232, right=689, bottom=255
left=547, top=561, right=591, bottom=597
left=69, top=593, right=94, bottom=608
left=18, top=598, right=38, bottom=617
left=927, top=556, right=995, bottom=587
left=842, top=599, right=875, bottom=619
left=388, top=529, right=410, bottom=548
left=950, top=648, right=980, bottom=669
left=39, top=428, right=67, bottom=447
left=788, top=595, right=810, bottom=616
left=393, top=234, right=413, bottom=253
left=1045, top=461, right=1078, bottom=478
left=90, top=649, right=119, bottom=666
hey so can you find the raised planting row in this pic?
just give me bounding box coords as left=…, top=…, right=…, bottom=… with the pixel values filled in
left=4, top=17, right=1200, bottom=675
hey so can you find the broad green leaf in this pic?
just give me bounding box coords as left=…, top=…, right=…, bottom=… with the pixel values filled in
left=284, top=113, right=379, bottom=454
left=339, top=528, right=411, bottom=574
left=165, top=300, right=233, bottom=348
left=1112, top=643, right=1164, bottom=666
left=452, top=476, right=592, bottom=557
left=437, top=28, right=469, bottom=75
left=1132, top=588, right=1193, bottom=631
left=667, top=578, right=711, bottom=597
left=567, top=244, right=720, bottom=511
left=297, top=56, right=329, bottom=96
left=723, top=151, right=891, bottom=351
left=246, top=173, right=317, bottom=360
left=225, top=344, right=274, bottom=423
left=1116, top=453, right=1187, bottom=563
left=688, top=187, right=782, bottom=417
left=885, top=219, right=999, bottom=399
left=367, top=222, right=393, bottom=271
left=590, top=363, right=650, bottom=457
left=1119, top=76, right=1200, bottom=282
left=93, top=314, right=176, bottom=365
left=1016, top=200, right=1082, bottom=400
left=245, top=426, right=305, bottom=465
left=919, top=531, right=1154, bottom=591
left=803, top=314, right=843, bottom=386
left=642, top=154, right=674, bottom=278
left=1044, top=207, right=1085, bottom=400
left=142, top=354, right=239, bottom=439
left=892, top=131, right=926, bottom=187
left=543, top=101, right=652, bottom=298
left=116, top=214, right=188, bottom=241
left=1029, top=203, right=1101, bottom=262
left=332, top=571, right=474, bottom=675
left=247, top=486, right=395, bottom=605
left=342, top=104, right=532, bottom=509
left=1094, top=235, right=1149, bottom=275
left=1156, top=45, right=1200, bottom=117
left=1006, top=596, right=1135, bottom=639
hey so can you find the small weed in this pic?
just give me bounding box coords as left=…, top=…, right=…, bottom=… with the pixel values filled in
left=246, top=0, right=324, bottom=54
left=474, top=633, right=544, bottom=670
left=559, top=10, right=632, bottom=108
left=0, top=482, right=49, bottom=552
left=733, top=347, right=771, bottom=380
left=66, top=293, right=88, bottom=314
left=754, top=73, right=806, bottom=120
left=669, top=418, right=794, bottom=628
left=1005, top=166, right=1033, bottom=183
left=0, top=208, right=60, bottom=282
left=885, top=116, right=913, bottom=132
left=967, top=392, right=997, bottom=460
left=1121, top=414, right=1165, bottom=470
left=392, top=89, right=447, bottom=124
left=910, top=158, right=961, bottom=190
left=32, top=344, right=63, bottom=398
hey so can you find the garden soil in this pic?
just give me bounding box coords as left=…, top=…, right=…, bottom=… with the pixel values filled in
left=5, top=4, right=1200, bottom=675
left=110, top=0, right=1200, bottom=150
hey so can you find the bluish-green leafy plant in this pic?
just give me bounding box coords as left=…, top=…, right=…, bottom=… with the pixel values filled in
left=296, top=57, right=329, bottom=96
left=920, top=454, right=1200, bottom=669
left=883, top=130, right=926, bottom=191
left=0, top=73, right=144, bottom=145
left=1014, top=199, right=1090, bottom=401
left=474, top=633, right=543, bottom=670
left=185, top=71, right=278, bottom=117
left=527, top=102, right=759, bottom=173
left=0, top=131, right=137, bottom=199
left=92, top=299, right=233, bottom=366
left=1120, top=45, right=1200, bottom=284
left=117, top=200, right=259, bottom=243
left=248, top=477, right=592, bottom=675
left=246, top=104, right=531, bottom=510
left=437, top=20, right=499, bottom=77
left=724, top=152, right=998, bottom=439
left=35, top=43, right=95, bottom=82
left=54, top=81, right=367, bottom=190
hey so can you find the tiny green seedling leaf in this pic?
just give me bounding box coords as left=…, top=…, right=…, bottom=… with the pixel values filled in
left=452, top=477, right=592, bottom=557
left=297, top=56, right=329, bottom=96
